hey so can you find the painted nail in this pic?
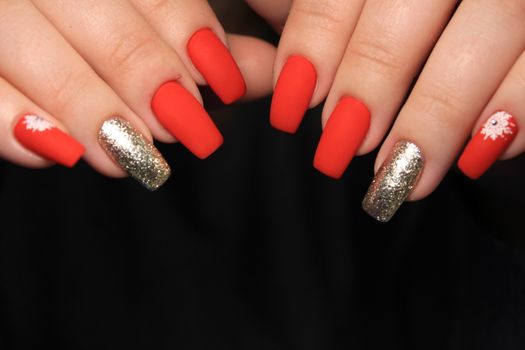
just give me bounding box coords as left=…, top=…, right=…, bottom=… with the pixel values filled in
left=151, top=81, right=223, bottom=159
left=458, top=111, right=518, bottom=179
left=362, top=141, right=424, bottom=222
left=14, top=114, right=85, bottom=167
left=270, top=56, right=317, bottom=134
left=98, top=117, right=171, bottom=191
left=187, top=28, right=246, bottom=105
left=314, top=97, right=370, bottom=179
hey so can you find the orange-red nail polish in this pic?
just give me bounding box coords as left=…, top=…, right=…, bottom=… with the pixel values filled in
left=187, top=28, right=246, bottom=105
left=270, top=56, right=317, bottom=134
left=14, top=115, right=85, bottom=167
left=151, top=81, right=223, bottom=159
left=458, top=111, right=518, bottom=179
left=314, top=97, right=370, bottom=179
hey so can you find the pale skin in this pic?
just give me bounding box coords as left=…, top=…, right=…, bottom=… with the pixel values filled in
left=1, top=0, right=525, bottom=203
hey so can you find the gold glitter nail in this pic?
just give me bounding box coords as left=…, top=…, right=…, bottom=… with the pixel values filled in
left=362, top=141, right=424, bottom=222
left=98, top=117, right=171, bottom=191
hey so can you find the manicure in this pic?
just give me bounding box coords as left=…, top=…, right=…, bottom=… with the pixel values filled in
left=98, top=117, right=171, bottom=191
left=187, top=28, right=246, bottom=105
left=270, top=56, right=317, bottom=134
left=458, top=111, right=518, bottom=179
left=151, top=81, right=223, bottom=159
left=14, top=114, right=85, bottom=167
left=362, top=141, right=424, bottom=222
left=314, top=96, right=370, bottom=179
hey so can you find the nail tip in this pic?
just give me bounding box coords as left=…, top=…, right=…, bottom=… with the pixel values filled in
left=270, top=118, right=298, bottom=134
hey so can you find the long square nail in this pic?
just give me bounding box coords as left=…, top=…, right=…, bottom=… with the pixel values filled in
left=187, top=28, right=246, bottom=104
left=270, top=56, right=317, bottom=134
left=98, top=117, right=171, bottom=191
left=151, top=81, right=223, bottom=159
left=362, top=141, right=424, bottom=222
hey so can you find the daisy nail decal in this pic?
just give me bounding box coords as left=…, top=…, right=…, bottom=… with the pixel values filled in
left=22, top=115, right=55, bottom=132
left=458, top=111, right=519, bottom=179
left=480, top=111, right=516, bottom=141
left=14, top=114, right=85, bottom=167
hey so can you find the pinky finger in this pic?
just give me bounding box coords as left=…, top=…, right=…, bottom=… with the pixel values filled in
left=458, top=51, right=525, bottom=179
left=0, top=77, right=85, bottom=168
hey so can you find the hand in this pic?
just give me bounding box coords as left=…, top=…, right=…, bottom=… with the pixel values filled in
left=247, top=0, right=525, bottom=221
left=0, top=0, right=275, bottom=190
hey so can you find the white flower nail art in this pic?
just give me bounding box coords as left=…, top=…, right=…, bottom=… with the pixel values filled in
left=22, top=115, right=54, bottom=133
left=481, top=111, right=515, bottom=141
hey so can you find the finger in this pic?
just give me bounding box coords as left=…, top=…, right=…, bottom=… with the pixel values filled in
left=314, top=0, right=457, bottom=179
left=363, top=0, right=525, bottom=222
left=458, top=50, right=525, bottom=179
left=130, top=0, right=246, bottom=105
left=244, top=0, right=292, bottom=32
left=33, top=0, right=223, bottom=159
left=0, top=1, right=170, bottom=189
left=270, top=0, right=365, bottom=133
left=0, top=77, right=84, bottom=168
left=227, top=34, right=276, bottom=102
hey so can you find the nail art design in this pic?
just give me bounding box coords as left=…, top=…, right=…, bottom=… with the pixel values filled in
left=98, top=117, right=171, bottom=191
left=314, top=97, right=370, bottom=179
left=151, top=81, right=223, bottom=159
left=14, top=114, right=85, bottom=167
left=187, top=28, right=246, bottom=104
left=458, top=111, right=518, bottom=179
left=480, top=111, right=516, bottom=141
left=22, top=115, right=54, bottom=132
left=270, top=56, right=317, bottom=134
left=362, top=141, right=424, bottom=222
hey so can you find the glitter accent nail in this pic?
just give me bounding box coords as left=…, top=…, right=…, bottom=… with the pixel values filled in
left=362, top=141, right=424, bottom=222
left=98, top=117, right=171, bottom=191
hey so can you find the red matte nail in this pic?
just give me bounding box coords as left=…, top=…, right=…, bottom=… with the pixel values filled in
left=151, top=81, right=223, bottom=159
left=314, top=97, right=370, bottom=179
left=270, top=56, right=317, bottom=134
left=14, top=115, right=85, bottom=167
left=187, top=28, right=246, bottom=105
left=458, top=111, right=518, bottom=179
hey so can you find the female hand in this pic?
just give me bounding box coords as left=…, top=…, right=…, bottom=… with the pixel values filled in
left=247, top=0, right=525, bottom=221
left=0, top=0, right=275, bottom=190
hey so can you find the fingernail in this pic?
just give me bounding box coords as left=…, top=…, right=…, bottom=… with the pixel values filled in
left=151, top=81, right=223, bottom=159
left=314, top=97, right=370, bottom=179
left=458, top=111, right=518, bottom=179
left=14, top=114, right=85, bottom=167
left=98, top=117, right=171, bottom=191
left=187, top=28, right=246, bottom=105
left=362, top=141, right=424, bottom=222
left=270, top=56, right=317, bottom=134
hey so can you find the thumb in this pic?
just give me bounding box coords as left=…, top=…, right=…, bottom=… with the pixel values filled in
left=244, top=0, right=292, bottom=33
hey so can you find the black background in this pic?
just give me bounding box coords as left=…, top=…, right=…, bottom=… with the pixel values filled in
left=1, top=2, right=525, bottom=349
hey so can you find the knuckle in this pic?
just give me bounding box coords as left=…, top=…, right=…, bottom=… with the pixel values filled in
left=106, top=30, right=157, bottom=76
left=409, top=81, right=469, bottom=130
left=293, top=1, right=346, bottom=34
left=135, top=0, right=171, bottom=16
left=496, top=0, right=525, bottom=20
left=346, top=36, right=404, bottom=77
left=47, top=69, right=92, bottom=113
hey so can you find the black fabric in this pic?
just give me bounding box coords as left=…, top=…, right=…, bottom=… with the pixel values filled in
left=1, top=3, right=525, bottom=349
left=1, top=98, right=524, bottom=349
